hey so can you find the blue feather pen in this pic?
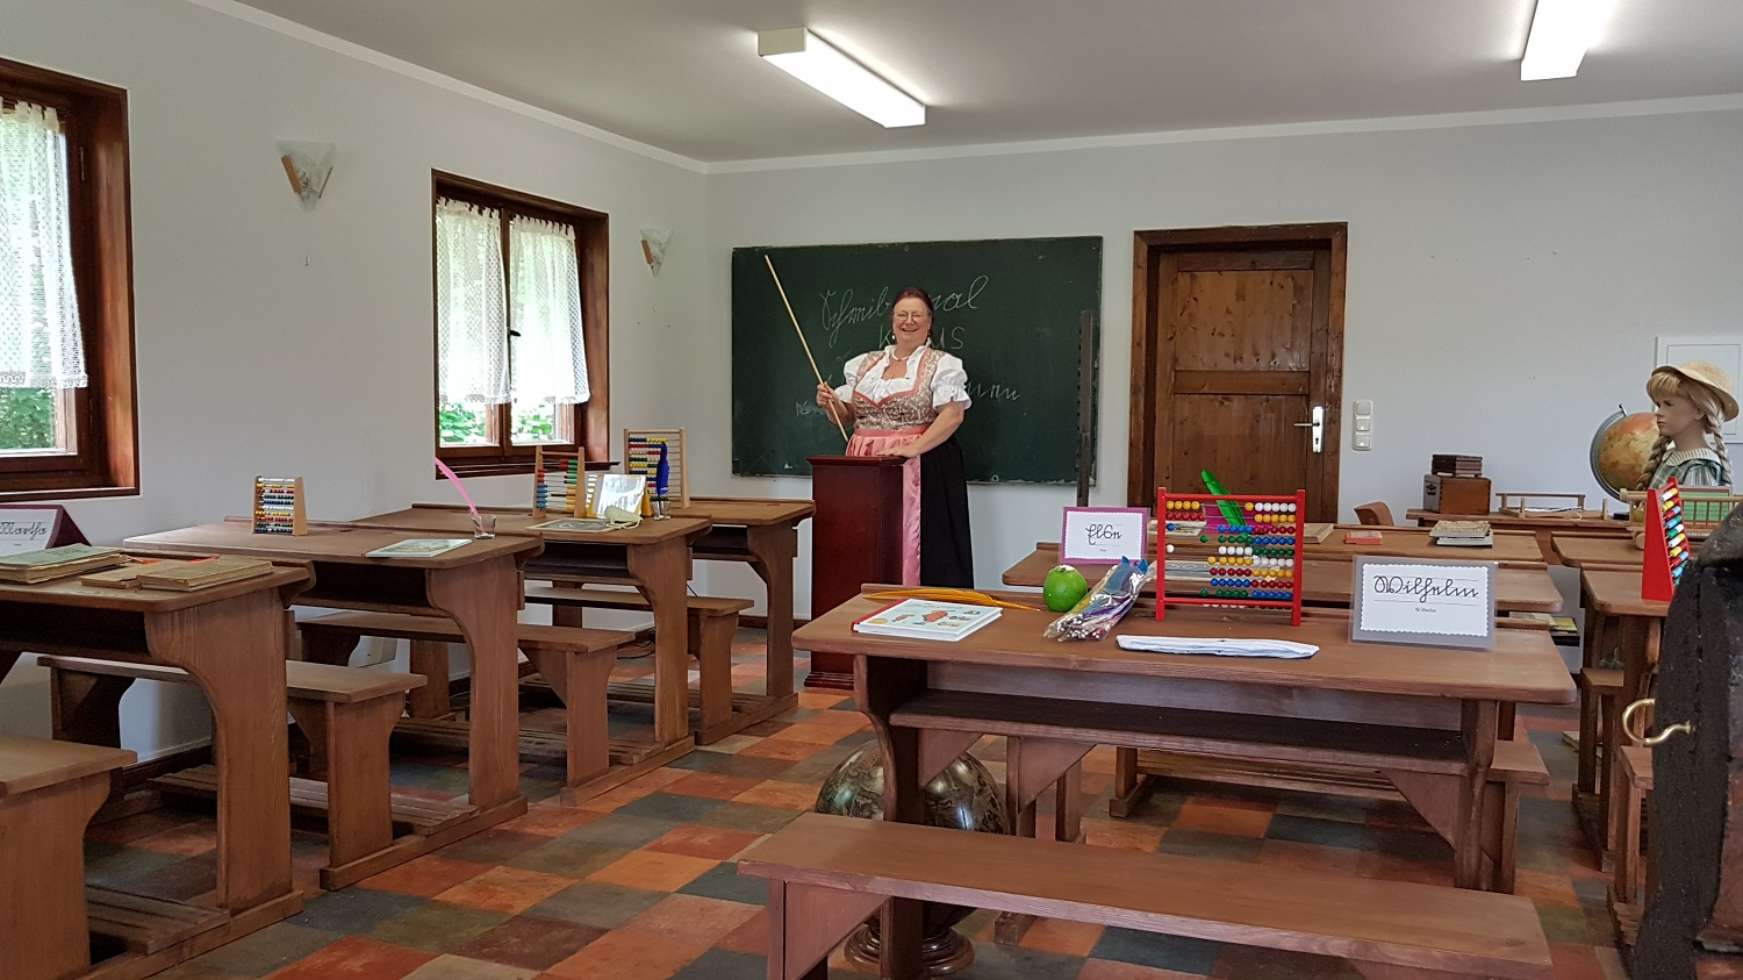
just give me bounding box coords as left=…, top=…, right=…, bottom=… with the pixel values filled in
left=655, top=442, right=671, bottom=498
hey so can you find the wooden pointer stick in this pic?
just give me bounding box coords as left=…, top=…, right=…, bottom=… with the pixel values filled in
left=765, top=254, right=850, bottom=443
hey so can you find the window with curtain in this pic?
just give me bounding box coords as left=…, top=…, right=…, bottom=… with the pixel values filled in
left=434, top=173, right=607, bottom=474
left=0, top=58, right=136, bottom=500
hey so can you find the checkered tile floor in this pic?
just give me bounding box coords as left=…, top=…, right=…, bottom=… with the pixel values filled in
left=87, top=633, right=1626, bottom=979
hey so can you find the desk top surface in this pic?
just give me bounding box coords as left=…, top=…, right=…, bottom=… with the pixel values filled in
left=1002, top=545, right=1563, bottom=613
left=1406, top=509, right=1626, bottom=533
left=354, top=506, right=710, bottom=545
left=669, top=496, right=815, bottom=526
left=796, top=592, right=1574, bottom=704
left=1302, top=526, right=1545, bottom=565
left=1551, top=533, right=1645, bottom=569
left=0, top=558, right=309, bottom=612
left=1580, top=568, right=1668, bottom=618
left=124, top=522, right=539, bottom=567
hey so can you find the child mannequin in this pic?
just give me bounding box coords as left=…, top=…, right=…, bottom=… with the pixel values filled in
left=1640, top=361, right=1737, bottom=489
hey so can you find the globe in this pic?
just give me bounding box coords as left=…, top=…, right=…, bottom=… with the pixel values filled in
left=1590, top=409, right=1659, bottom=503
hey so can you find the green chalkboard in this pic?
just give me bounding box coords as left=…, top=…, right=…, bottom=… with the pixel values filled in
left=731, top=237, right=1102, bottom=484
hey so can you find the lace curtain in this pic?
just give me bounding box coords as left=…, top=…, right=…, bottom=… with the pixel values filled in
left=509, top=215, right=589, bottom=404
left=0, top=102, right=86, bottom=389
left=434, top=198, right=508, bottom=404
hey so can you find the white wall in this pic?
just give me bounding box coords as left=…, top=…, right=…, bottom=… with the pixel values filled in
left=697, top=110, right=1743, bottom=617
left=0, top=0, right=707, bottom=748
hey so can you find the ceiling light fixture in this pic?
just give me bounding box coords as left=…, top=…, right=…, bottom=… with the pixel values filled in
left=757, top=28, right=925, bottom=128
left=1520, top=0, right=1617, bottom=81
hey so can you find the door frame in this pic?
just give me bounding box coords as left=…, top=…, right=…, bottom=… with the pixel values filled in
left=1128, top=222, right=1347, bottom=518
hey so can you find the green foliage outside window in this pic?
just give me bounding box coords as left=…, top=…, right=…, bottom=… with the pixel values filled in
left=0, top=388, right=56, bottom=451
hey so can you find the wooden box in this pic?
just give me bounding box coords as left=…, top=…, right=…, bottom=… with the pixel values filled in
left=1422, top=475, right=1491, bottom=515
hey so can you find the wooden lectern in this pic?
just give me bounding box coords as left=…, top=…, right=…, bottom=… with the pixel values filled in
left=806, top=455, right=906, bottom=690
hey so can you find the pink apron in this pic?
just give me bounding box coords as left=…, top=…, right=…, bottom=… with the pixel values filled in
left=844, top=348, right=943, bottom=586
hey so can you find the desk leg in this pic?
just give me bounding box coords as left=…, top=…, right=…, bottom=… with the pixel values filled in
left=1604, top=618, right=1658, bottom=856
left=0, top=772, right=110, bottom=980
left=747, top=523, right=798, bottom=700
left=147, top=591, right=292, bottom=912
left=1455, top=700, right=1498, bottom=889
left=1576, top=611, right=1610, bottom=798
left=859, top=654, right=927, bottom=979
left=429, top=556, right=525, bottom=810
left=629, top=537, right=693, bottom=746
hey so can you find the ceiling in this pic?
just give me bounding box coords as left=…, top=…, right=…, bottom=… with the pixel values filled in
left=231, top=0, right=1743, bottom=163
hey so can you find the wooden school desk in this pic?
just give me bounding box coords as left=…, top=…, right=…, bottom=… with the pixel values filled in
left=795, top=592, right=1575, bottom=893
left=1551, top=532, right=1646, bottom=570
left=0, top=561, right=310, bottom=971
left=1304, top=525, right=1547, bottom=567
left=1573, top=568, right=1667, bottom=866
left=122, top=523, right=538, bottom=826
left=1003, top=543, right=1564, bottom=613
left=1407, top=508, right=1626, bottom=566
left=352, top=506, right=711, bottom=753
left=667, top=496, right=814, bottom=724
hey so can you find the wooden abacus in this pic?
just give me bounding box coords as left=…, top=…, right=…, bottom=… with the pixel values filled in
left=624, top=428, right=689, bottom=507
left=1642, top=479, right=1694, bottom=602
left=252, top=476, right=307, bottom=536
left=1155, top=488, right=1306, bottom=626
left=533, top=447, right=605, bottom=518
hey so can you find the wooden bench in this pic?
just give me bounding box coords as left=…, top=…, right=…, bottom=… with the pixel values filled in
left=1611, top=744, right=1654, bottom=949
left=523, top=584, right=769, bottom=744
left=1575, top=666, right=1625, bottom=868
left=1, top=735, right=136, bottom=980
left=37, top=655, right=447, bottom=890
left=294, top=612, right=676, bottom=802
left=739, top=812, right=1554, bottom=980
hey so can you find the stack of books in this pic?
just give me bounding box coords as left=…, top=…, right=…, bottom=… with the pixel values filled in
left=79, top=556, right=276, bottom=591
left=1431, top=455, right=1484, bottom=478
left=0, top=545, right=126, bottom=584
left=1430, top=520, right=1494, bottom=547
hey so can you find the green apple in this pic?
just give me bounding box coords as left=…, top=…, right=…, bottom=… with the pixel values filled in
left=1043, top=564, right=1090, bottom=613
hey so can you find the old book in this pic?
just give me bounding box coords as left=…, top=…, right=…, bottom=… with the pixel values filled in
left=0, top=545, right=125, bottom=584
left=1302, top=522, right=1335, bottom=544
left=80, top=564, right=154, bottom=589
left=137, top=556, right=274, bottom=592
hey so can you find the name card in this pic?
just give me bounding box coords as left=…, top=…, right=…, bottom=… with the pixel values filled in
left=1350, top=557, right=1496, bottom=650
left=0, top=507, right=60, bottom=556
left=1060, top=507, right=1149, bottom=563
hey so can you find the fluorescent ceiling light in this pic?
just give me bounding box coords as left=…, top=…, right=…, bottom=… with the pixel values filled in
left=758, top=28, right=925, bottom=128
left=1520, top=0, right=1617, bottom=81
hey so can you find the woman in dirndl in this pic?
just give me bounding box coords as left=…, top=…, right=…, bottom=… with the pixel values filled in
left=814, top=287, right=974, bottom=586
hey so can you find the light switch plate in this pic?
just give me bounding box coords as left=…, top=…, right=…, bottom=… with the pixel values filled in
left=1354, top=419, right=1372, bottom=432
left=1353, top=433, right=1373, bottom=451
left=1354, top=399, right=1374, bottom=416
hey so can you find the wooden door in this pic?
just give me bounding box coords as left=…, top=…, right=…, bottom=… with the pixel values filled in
left=1129, top=225, right=1345, bottom=522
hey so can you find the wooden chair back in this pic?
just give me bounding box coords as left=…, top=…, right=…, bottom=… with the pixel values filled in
left=1354, top=501, right=1395, bottom=526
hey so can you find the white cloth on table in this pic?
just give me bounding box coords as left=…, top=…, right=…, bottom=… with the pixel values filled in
left=1115, top=635, right=1319, bottom=659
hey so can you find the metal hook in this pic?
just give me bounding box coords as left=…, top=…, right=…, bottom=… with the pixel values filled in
left=1623, top=697, right=1694, bottom=747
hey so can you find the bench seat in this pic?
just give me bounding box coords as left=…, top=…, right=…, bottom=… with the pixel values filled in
left=739, top=812, right=1553, bottom=980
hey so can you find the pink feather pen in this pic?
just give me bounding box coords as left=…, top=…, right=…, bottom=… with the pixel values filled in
left=434, top=457, right=488, bottom=536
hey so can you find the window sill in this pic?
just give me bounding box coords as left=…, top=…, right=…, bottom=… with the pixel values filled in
left=0, top=484, right=138, bottom=504
left=436, top=458, right=616, bottom=480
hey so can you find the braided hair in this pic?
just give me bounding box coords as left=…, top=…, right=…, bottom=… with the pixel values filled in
left=1641, top=368, right=1732, bottom=487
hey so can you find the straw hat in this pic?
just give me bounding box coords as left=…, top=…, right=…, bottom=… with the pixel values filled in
left=1654, top=360, right=1739, bottom=422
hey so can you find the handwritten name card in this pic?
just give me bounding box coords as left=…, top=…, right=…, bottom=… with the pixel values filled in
left=0, top=508, right=59, bottom=556
left=1350, top=557, right=1496, bottom=650
left=1060, top=507, right=1149, bottom=564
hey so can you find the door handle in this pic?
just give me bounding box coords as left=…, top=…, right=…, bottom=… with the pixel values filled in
left=1623, top=697, right=1694, bottom=746
left=1293, top=405, right=1325, bottom=454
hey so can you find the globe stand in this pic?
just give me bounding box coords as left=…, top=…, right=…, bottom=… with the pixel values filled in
left=844, top=917, right=974, bottom=976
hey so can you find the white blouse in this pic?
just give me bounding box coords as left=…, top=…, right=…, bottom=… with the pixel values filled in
left=833, top=345, right=973, bottom=410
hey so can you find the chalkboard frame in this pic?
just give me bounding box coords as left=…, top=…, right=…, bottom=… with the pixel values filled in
left=731, top=236, right=1103, bottom=485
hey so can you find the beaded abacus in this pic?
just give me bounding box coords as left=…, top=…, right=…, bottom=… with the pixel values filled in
left=533, top=447, right=593, bottom=517
left=1155, top=488, right=1306, bottom=625
left=252, top=476, right=307, bottom=536
left=1641, top=478, right=1692, bottom=602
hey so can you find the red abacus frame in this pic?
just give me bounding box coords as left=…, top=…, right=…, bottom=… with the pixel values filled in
left=1155, top=487, right=1307, bottom=626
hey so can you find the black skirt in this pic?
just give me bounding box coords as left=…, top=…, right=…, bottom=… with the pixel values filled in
left=920, top=435, right=974, bottom=587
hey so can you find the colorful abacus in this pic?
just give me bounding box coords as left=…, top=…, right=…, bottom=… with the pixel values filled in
left=533, top=447, right=583, bottom=516
left=252, top=476, right=307, bottom=536
left=624, top=428, right=689, bottom=507
left=1156, top=488, right=1306, bottom=625
left=1642, top=478, right=1692, bottom=602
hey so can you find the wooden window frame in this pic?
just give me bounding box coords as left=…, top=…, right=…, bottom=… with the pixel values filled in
left=0, top=58, right=138, bottom=502
left=432, top=171, right=609, bottom=478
